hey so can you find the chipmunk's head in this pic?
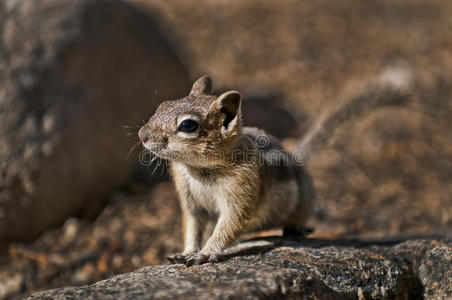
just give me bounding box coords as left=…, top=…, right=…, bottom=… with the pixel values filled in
left=138, top=75, right=242, bottom=167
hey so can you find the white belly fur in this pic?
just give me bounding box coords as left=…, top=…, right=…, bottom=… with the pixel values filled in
left=178, top=164, right=221, bottom=214
left=174, top=163, right=300, bottom=232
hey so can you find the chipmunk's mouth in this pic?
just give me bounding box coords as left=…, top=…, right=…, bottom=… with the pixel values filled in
left=142, top=142, right=169, bottom=158
left=143, top=142, right=163, bottom=150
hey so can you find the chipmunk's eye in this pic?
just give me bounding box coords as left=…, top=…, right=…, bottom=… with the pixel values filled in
left=178, top=119, right=199, bottom=133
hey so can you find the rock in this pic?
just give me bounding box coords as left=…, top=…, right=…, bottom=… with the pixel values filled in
left=0, top=273, right=24, bottom=299
left=418, top=242, right=452, bottom=297
left=28, top=238, right=451, bottom=299
left=0, top=0, right=190, bottom=244
left=241, top=93, right=300, bottom=139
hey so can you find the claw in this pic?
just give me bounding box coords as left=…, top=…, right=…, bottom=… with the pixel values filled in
left=170, top=252, right=223, bottom=266
left=207, top=253, right=221, bottom=264
left=185, top=253, right=210, bottom=266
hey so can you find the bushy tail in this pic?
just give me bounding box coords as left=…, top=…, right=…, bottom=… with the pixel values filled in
left=295, top=73, right=412, bottom=162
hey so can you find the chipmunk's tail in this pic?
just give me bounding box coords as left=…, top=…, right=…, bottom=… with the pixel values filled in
left=295, top=67, right=412, bottom=163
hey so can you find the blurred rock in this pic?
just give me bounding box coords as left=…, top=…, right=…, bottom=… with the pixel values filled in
left=0, top=273, right=24, bottom=299
left=241, top=93, right=300, bottom=138
left=0, top=183, right=181, bottom=299
left=62, top=218, right=80, bottom=242
left=0, top=0, right=190, bottom=243
left=28, top=238, right=451, bottom=299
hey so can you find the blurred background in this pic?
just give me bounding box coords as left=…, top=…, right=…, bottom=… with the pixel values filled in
left=0, top=0, right=451, bottom=298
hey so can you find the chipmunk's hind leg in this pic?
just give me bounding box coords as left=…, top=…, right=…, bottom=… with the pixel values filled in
left=282, top=167, right=315, bottom=239
left=282, top=226, right=314, bottom=238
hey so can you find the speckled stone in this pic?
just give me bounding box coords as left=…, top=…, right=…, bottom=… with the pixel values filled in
left=28, top=237, right=451, bottom=299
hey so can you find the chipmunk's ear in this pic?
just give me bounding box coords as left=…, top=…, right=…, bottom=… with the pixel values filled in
left=210, top=91, right=242, bottom=131
left=189, top=75, right=213, bottom=97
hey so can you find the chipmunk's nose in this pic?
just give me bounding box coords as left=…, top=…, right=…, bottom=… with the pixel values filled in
left=138, top=126, right=149, bottom=143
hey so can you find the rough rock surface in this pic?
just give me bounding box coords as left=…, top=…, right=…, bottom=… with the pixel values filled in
left=28, top=238, right=451, bottom=299
left=0, top=0, right=190, bottom=243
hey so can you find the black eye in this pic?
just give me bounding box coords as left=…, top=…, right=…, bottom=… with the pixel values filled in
left=178, top=119, right=199, bottom=133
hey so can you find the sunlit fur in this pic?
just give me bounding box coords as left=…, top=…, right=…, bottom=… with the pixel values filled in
left=138, top=75, right=314, bottom=262
left=138, top=74, right=408, bottom=264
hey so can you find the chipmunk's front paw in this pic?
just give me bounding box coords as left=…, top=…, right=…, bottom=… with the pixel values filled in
left=167, top=253, right=188, bottom=264
left=207, top=253, right=222, bottom=263
left=185, top=252, right=210, bottom=266
left=183, top=252, right=223, bottom=266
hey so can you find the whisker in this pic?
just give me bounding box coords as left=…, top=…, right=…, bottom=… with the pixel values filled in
left=126, top=141, right=141, bottom=160
left=151, top=159, right=159, bottom=176
left=149, top=155, right=158, bottom=165
left=142, top=152, right=157, bottom=168
left=121, top=123, right=138, bottom=129
left=160, top=160, right=166, bottom=176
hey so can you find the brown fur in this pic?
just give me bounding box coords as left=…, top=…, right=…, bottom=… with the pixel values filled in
left=138, top=75, right=407, bottom=265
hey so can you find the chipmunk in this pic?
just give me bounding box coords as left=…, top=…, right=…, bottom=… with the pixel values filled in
left=138, top=74, right=409, bottom=265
